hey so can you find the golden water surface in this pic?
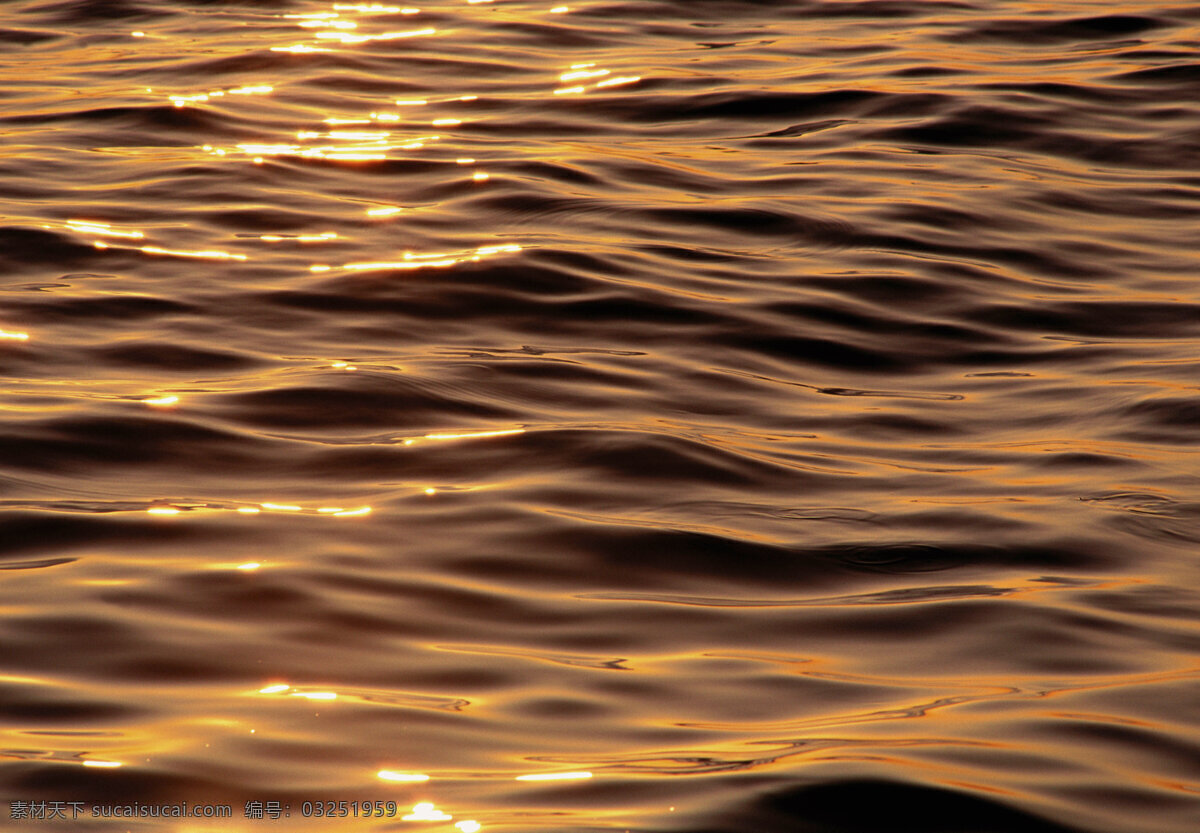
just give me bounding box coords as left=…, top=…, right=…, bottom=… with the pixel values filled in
left=1, top=0, right=1199, bottom=831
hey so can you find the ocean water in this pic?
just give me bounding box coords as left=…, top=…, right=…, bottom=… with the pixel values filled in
left=1, top=0, right=1199, bottom=830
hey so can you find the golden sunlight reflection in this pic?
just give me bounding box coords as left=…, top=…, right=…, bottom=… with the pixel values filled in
left=423, top=429, right=525, bottom=441
left=143, top=501, right=372, bottom=518
left=298, top=19, right=358, bottom=29
left=553, top=62, right=640, bottom=96
left=388, top=94, right=476, bottom=110
left=515, top=771, right=593, bottom=781
left=271, top=44, right=333, bottom=53
left=293, top=691, right=338, bottom=700
left=257, top=232, right=338, bottom=242
left=50, top=219, right=262, bottom=266
left=596, top=76, right=641, bottom=89
left=280, top=3, right=434, bottom=49
left=402, top=428, right=525, bottom=450
left=64, top=219, right=144, bottom=239
left=314, top=28, right=435, bottom=45
left=194, top=16, right=494, bottom=179
left=220, top=132, right=440, bottom=162
left=322, top=130, right=390, bottom=140
left=403, top=803, right=451, bottom=822
left=48, top=219, right=145, bottom=240
left=281, top=6, right=426, bottom=56
left=334, top=4, right=421, bottom=12
left=456, top=822, right=482, bottom=833
left=560, top=67, right=608, bottom=83
left=168, top=85, right=272, bottom=108
left=378, top=771, right=431, bottom=783
left=310, top=244, right=520, bottom=273
left=143, top=395, right=180, bottom=407
left=254, top=684, right=341, bottom=703
left=141, top=245, right=248, bottom=262
left=0, top=673, right=56, bottom=686
left=81, top=760, right=123, bottom=769
left=0, top=329, right=30, bottom=341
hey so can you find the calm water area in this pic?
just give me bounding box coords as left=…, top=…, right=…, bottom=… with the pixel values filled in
left=1, top=0, right=1199, bottom=830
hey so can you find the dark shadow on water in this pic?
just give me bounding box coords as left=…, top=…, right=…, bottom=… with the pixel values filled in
left=679, top=778, right=1084, bottom=833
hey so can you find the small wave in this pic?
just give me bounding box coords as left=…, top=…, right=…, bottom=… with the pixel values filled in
left=949, top=14, right=1173, bottom=44
left=20, top=0, right=170, bottom=24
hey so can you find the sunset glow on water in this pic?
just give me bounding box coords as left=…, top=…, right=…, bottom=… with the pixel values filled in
left=1, top=1, right=1198, bottom=831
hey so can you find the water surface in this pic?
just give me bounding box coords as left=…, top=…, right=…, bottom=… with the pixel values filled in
left=2, top=0, right=1199, bottom=830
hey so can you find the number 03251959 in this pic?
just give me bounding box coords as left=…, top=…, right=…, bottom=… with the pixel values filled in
left=300, top=801, right=398, bottom=818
